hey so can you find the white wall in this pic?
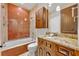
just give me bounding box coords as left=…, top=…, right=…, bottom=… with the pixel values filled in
left=49, top=11, right=61, bottom=33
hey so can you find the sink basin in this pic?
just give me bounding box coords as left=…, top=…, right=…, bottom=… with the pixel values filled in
left=43, top=37, right=52, bottom=39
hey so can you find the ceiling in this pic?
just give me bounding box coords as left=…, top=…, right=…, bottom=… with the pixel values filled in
left=13, top=3, right=76, bottom=13
left=13, top=3, right=38, bottom=11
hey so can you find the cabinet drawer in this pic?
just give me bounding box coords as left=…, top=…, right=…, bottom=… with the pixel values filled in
left=45, top=40, right=55, bottom=49
left=56, top=52, right=65, bottom=56
left=44, top=47, right=55, bottom=56
left=38, top=38, right=44, bottom=46
left=56, top=45, right=74, bottom=56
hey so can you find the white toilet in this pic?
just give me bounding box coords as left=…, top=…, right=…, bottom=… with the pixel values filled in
left=20, top=38, right=37, bottom=56
left=27, top=41, right=37, bottom=56
left=27, top=37, right=37, bottom=56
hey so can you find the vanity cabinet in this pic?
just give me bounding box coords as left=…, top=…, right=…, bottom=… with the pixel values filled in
left=37, top=38, right=79, bottom=56
left=37, top=38, right=45, bottom=56
left=55, top=44, right=74, bottom=56
left=61, top=4, right=78, bottom=34
left=74, top=50, right=79, bottom=56
left=37, top=46, right=45, bottom=56
left=37, top=38, right=56, bottom=56
left=36, top=7, right=48, bottom=28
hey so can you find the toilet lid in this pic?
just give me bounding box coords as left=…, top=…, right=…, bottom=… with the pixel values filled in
left=28, top=43, right=37, bottom=48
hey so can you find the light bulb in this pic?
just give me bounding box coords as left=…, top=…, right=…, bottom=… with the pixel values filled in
left=56, top=6, right=60, bottom=11
left=48, top=3, right=52, bottom=7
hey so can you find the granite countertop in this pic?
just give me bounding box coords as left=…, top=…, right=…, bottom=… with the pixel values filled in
left=38, top=35, right=79, bottom=51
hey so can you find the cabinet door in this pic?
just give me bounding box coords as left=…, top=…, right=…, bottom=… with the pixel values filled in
left=36, top=8, right=43, bottom=28
left=61, top=4, right=77, bottom=34
left=44, top=47, right=54, bottom=56
left=38, top=46, right=45, bottom=56
left=36, top=7, right=48, bottom=28
left=74, top=50, right=79, bottom=56
left=45, top=51, right=51, bottom=56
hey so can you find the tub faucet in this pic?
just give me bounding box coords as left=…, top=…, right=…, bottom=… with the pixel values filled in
left=0, top=45, right=3, bottom=48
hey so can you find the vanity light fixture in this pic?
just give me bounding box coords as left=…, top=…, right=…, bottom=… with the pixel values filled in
left=72, top=7, right=75, bottom=17
left=20, top=3, right=25, bottom=5
left=74, top=17, right=76, bottom=22
left=48, top=3, right=52, bottom=7
left=56, top=5, right=60, bottom=11
left=72, top=7, right=78, bottom=17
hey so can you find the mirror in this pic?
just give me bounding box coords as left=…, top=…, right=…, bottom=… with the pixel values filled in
left=61, top=4, right=78, bottom=34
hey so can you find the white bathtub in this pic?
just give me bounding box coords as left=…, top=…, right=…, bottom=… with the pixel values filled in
left=1, top=38, right=35, bottom=51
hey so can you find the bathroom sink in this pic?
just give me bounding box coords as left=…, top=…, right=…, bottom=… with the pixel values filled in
left=43, top=36, right=52, bottom=39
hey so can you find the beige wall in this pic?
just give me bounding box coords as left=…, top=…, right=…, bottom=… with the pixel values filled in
left=49, top=10, right=61, bottom=33
left=0, top=3, right=2, bottom=46
left=0, top=3, right=8, bottom=46
left=78, top=4, right=79, bottom=46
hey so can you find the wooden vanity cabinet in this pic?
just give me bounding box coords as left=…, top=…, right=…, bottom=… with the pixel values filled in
left=37, top=38, right=56, bottom=56
left=73, top=50, right=79, bottom=56
left=55, top=44, right=74, bottom=56
left=37, top=38, right=79, bottom=56
left=61, top=4, right=78, bottom=34
left=44, top=47, right=54, bottom=56
left=37, top=38, right=45, bottom=56
left=37, top=46, right=46, bottom=56
left=36, top=7, right=48, bottom=28
left=44, top=40, right=56, bottom=56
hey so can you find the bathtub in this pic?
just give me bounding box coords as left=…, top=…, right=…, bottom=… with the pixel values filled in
left=1, top=38, right=35, bottom=51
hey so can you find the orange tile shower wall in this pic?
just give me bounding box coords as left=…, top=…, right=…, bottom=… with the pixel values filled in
left=8, top=4, right=30, bottom=40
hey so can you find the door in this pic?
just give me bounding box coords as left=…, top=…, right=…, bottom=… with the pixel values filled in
left=8, top=4, right=30, bottom=40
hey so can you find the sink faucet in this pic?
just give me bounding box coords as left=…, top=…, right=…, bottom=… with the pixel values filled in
left=53, top=33, right=58, bottom=36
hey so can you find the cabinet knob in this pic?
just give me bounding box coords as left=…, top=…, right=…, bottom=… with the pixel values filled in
left=50, top=44, right=51, bottom=48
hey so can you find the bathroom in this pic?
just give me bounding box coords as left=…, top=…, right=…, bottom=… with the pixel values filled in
left=0, top=3, right=79, bottom=56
